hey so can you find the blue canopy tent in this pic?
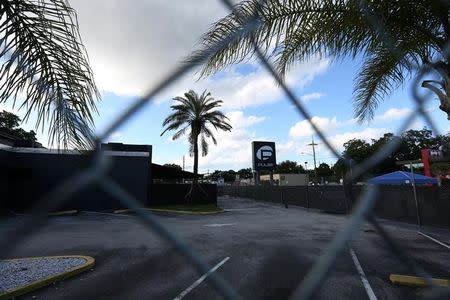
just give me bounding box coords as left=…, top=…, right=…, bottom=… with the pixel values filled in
left=368, top=171, right=438, bottom=226
left=368, top=171, right=438, bottom=185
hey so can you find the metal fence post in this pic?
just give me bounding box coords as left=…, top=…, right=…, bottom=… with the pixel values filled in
left=306, top=184, right=310, bottom=210
left=281, top=186, right=288, bottom=208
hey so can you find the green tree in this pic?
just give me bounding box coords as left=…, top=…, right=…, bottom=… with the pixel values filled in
left=221, top=169, right=237, bottom=182
left=161, top=90, right=232, bottom=182
left=336, top=135, right=402, bottom=175
left=397, top=128, right=437, bottom=161
left=205, top=170, right=222, bottom=182
left=163, top=163, right=182, bottom=171
left=191, top=1, right=450, bottom=120
left=332, top=158, right=347, bottom=179
left=275, top=160, right=304, bottom=174
left=237, top=168, right=253, bottom=179
left=370, top=133, right=398, bottom=174
left=0, top=110, right=37, bottom=142
left=0, top=0, right=99, bottom=149
left=331, top=129, right=450, bottom=176
left=343, top=139, right=373, bottom=164
left=433, top=134, right=450, bottom=154
left=316, top=163, right=333, bottom=177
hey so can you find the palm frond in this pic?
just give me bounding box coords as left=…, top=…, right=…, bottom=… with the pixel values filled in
left=172, top=125, right=189, bottom=140
left=0, top=0, right=99, bottom=149
left=189, top=0, right=448, bottom=119
left=354, top=40, right=433, bottom=120
left=203, top=126, right=217, bottom=145
left=200, top=134, right=208, bottom=156
left=189, top=0, right=352, bottom=78
left=160, top=119, right=185, bottom=136
left=188, top=133, right=194, bottom=156
left=161, top=90, right=232, bottom=158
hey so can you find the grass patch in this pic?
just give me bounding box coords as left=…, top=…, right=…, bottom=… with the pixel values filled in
left=149, top=204, right=223, bottom=213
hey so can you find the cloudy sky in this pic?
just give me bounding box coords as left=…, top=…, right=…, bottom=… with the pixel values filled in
left=3, top=0, right=450, bottom=173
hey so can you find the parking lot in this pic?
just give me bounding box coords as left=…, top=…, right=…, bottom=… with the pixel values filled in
left=1, top=196, right=449, bottom=299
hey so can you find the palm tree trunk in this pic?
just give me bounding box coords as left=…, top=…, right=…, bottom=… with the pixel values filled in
left=422, top=62, right=450, bottom=120
left=421, top=79, right=450, bottom=120
left=193, top=133, right=199, bottom=184
left=442, top=75, right=450, bottom=119
left=187, top=133, right=199, bottom=205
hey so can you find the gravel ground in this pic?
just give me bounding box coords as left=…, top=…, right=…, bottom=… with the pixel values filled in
left=0, top=257, right=87, bottom=293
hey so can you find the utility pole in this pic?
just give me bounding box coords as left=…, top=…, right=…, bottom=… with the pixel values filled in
left=182, top=155, right=185, bottom=171
left=307, top=136, right=318, bottom=183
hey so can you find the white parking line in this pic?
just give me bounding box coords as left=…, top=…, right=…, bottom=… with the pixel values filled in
left=173, top=257, right=230, bottom=300
left=204, top=223, right=236, bottom=227
left=349, top=248, right=378, bottom=300
left=418, top=231, right=450, bottom=250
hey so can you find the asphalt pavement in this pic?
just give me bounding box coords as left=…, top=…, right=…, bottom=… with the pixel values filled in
left=1, top=196, right=449, bottom=299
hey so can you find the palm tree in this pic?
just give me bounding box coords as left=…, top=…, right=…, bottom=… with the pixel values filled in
left=189, top=0, right=450, bottom=121
left=161, top=90, right=232, bottom=182
left=0, top=0, right=99, bottom=149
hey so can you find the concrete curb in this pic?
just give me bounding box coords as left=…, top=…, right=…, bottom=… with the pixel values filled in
left=47, top=210, right=78, bottom=216
left=10, top=210, right=78, bottom=217
left=389, top=274, right=449, bottom=288
left=113, top=208, right=224, bottom=215
left=0, top=255, right=95, bottom=300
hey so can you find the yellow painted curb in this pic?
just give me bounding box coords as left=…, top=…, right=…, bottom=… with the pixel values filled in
left=114, top=207, right=224, bottom=215
left=389, top=274, right=449, bottom=288
left=47, top=210, right=78, bottom=216
left=0, top=255, right=95, bottom=300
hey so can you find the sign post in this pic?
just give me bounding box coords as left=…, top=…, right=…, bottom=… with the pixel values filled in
left=252, top=141, right=277, bottom=185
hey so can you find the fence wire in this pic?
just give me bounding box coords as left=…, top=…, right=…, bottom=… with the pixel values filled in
left=2, top=0, right=450, bottom=299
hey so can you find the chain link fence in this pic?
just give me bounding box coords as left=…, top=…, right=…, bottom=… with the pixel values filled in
left=2, top=0, right=450, bottom=299
left=219, top=184, right=450, bottom=228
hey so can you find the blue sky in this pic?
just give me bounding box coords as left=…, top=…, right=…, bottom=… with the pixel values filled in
left=89, top=58, right=448, bottom=174
left=2, top=0, right=449, bottom=174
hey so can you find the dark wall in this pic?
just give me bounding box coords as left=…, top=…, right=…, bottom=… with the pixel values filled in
left=1, top=149, right=150, bottom=212
left=150, top=184, right=217, bottom=206
left=219, top=185, right=450, bottom=229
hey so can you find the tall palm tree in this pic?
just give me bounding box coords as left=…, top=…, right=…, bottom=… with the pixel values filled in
left=161, top=90, right=232, bottom=182
left=189, top=0, right=450, bottom=121
left=0, top=0, right=99, bottom=149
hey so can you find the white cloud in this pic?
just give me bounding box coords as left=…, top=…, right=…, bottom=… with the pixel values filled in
left=289, top=116, right=339, bottom=139
left=226, top=111, right=266, bottom=128
left=375, top=107, right=412, bottom=121
left=301, top=92, right=324, bottom=102
left=110, top=131, right=122, bottom=139
left=329, top=127, right=387, bottom=150
left=165, top=111, right=267, bottom=172
left=70, top=0, right=228, bottom=96
left=283, top=115, right=391, bottom=163
left=154, top=59, right=330, bottom=109
left=405, top=119, right=425, bottom=131
left=69, top=0, right=330, bottom=108
left=277, top=140, right=297, bottom=155
left=288, top=127, right=388, bottom=167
